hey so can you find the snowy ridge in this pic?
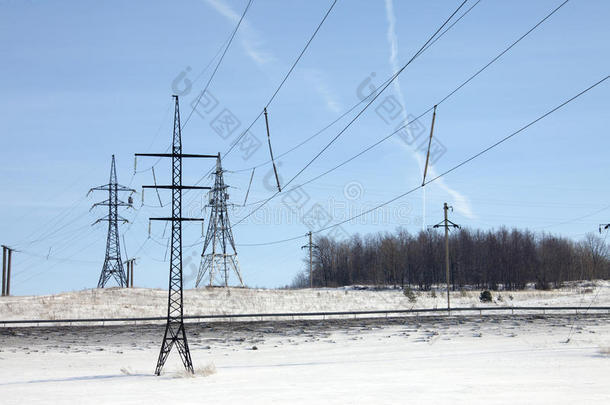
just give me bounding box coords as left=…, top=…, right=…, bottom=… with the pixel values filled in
left=1, top=281, right=608, bottom=321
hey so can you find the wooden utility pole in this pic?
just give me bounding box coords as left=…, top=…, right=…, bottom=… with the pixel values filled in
left=433, top=203, right=460, bottom=313
left=301, top=232, right=317, bottom=288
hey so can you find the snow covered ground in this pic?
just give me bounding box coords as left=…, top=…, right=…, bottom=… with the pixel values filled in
left=0, top=315, right=609, bottom=404
left=0, top=280, right=608, bottom=321
left=1, top=283, right=608, bottom=403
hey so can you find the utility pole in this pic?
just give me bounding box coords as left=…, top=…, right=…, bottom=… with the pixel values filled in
left=6, top=247, right=11, bottom=296
left=301, top=231, right=318, bottom=288
left=126, top=259, right=130, bottom=288
left=196, top=154, right=244, bottom=288
left=2, top=246, right=6, bottom=296
left=125, top=258, right=136, bottom=288
left=89, top=155, right=135, bottom=288
left=136, top=95, right=215, bottom=376
left=1, top=245, right=14, bottom=296
left=433, top=203, right=460, bottom=313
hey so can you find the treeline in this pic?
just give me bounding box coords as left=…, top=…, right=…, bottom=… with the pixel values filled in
left=291, top=228, right=610, bottom=290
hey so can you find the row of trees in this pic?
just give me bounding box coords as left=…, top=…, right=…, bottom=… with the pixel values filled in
left=291, top=228, right=610, bottom=290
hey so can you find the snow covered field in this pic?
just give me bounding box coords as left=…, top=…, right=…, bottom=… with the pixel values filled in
left=0, top=315, right=609, bottom=404
left=0, top=281, right=608, bottom=321
left=0, top=283, right=609, bottom=403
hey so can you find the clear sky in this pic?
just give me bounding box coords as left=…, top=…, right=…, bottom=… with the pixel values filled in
left=1, top=0, right=609, bottom=295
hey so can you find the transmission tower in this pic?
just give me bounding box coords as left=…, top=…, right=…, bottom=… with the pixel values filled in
left=196, top=155, right=244, bottom=288
left=89, top=155, right=135, bottom=288
left=136, top=95, right=215, bottom=376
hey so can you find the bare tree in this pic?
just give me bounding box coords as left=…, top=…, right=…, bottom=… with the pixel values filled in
left=292, top=228, right=610, bottom=290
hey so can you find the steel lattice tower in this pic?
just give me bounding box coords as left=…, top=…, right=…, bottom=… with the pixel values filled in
left=196, top=155, right=244, bottom=288
left=136, top=95, right=215, bottom=376
left=89, top=155, right=135, bottom=288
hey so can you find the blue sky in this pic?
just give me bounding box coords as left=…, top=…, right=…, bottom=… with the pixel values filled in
left=1, top=0, right=608, bottom=295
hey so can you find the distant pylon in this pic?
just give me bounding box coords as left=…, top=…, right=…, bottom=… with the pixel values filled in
left=196, top=155, right=244, bottom=287
left=89, top=155, right=135, bottom=288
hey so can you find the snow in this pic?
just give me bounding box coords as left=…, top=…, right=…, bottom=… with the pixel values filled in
left=1, top=280, right=608, bottom=321
left=0, top=315, right=609, bottom=404
left=1, top=282, right=609, bottom=403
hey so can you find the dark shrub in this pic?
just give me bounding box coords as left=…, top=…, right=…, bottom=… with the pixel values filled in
left=479, top=290, right=492, bottom=302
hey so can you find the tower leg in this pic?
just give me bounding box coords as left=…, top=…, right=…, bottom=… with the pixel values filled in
left=155, top=321, right=193, bottom=375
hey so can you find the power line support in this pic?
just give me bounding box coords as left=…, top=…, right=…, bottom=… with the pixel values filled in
left=433, top=202, right=460, bottom=314
left=125, top=258, right=136, bottom=288
left=196, top=154, right=244, bottom=288
left=1, top=245, right=13, bottom=296
left=301, top=231, right=318, bottom=288
left=264, top=107, right=281, bottom=192
left=422, top=104, right=437, bottom=185
left=136, top=95, right=214, bottom=376
left=6, top=247, right=11, bottom=296
left=2, top=246, right=6, bottom=296
left=89, top=155, right=135, bottom=288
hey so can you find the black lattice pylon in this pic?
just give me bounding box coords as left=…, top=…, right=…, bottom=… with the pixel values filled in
left=136, top=95, right=215, bottom=375
left=196, top=155, right=244, bottom=287
left=89, top=155, right=135, bottom=288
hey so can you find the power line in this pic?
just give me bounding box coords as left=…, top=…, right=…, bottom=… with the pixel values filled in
left=535, top=204, right=610, bottom=230
left=232, top=0, right=484, bottom=175
left=237, top=74, right=609, bottom=246
left=564, top=227, right=609, bottom=343
left=239, top=234, right=304, bottom=247
left=12, top=210, right=91, bottom=249
left=236, top=0, right=571, bottom=209
left=423, top=75, right=608, bottom=185
left=183, top=0, right=339, bottom=208
left=420, top=0, right=482, bottom=55
left=181, top=0, right=254, bottom=130
left=11, top=228, right=101, bottom=287
left=10, top=194, right=89, bottom=248
left=435, top=0, right=570, bottom=107
left=131, top=1, right=253, bottom=181
left=223, top=0, right=339, bottom=158
left=17, top=249, right=98, bottom=265
left=11, top=208, right=115, bottom=279
left=233, top=0, right=469, bottom=226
